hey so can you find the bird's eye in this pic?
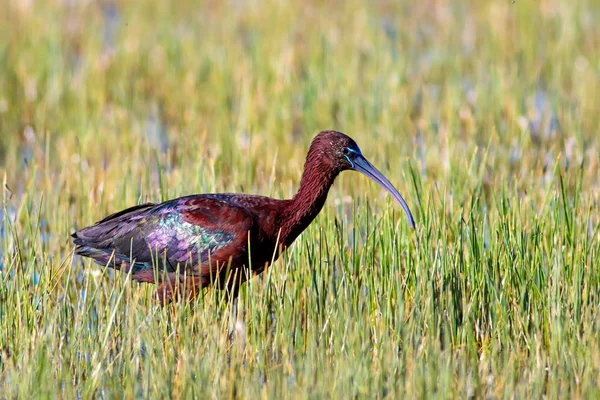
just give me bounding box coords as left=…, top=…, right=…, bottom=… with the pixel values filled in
left=342, top=148, right=349, bottom=155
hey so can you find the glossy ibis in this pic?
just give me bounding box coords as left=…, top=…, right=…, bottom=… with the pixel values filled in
left=72, top=131, right=415, bottom=304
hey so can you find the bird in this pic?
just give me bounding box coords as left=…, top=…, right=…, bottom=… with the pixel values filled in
left=72, top=130, right=415, bottom=304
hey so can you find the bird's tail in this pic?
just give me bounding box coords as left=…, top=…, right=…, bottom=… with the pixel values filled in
left=71, top=203, right=156, bottom=275
left=72, top=240, right=151, bottom=278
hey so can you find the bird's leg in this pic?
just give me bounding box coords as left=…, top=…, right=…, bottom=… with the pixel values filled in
left=155, top=273, right=176, bottom=305
left=215, top=268, right=244, bottom=348
left=228, top=298, right=238, bottom=340
left=213, top=265, right=245, bottom=305
left=155, top=273, right=202, bottom=306
left=180, top=274, right=203, bottom=303
left=225, top=286, right=248, bottom=355
left=222, top=284, right=240, bottom=304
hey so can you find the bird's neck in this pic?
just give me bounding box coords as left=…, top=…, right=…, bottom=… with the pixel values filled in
left=280, top=157, right=338, bottom=246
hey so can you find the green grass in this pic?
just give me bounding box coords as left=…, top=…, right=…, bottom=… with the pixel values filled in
left=1, top=0, right=599, bottom=397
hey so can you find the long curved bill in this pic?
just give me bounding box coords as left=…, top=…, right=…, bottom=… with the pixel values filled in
left=351, top=155, right=416, bottom=229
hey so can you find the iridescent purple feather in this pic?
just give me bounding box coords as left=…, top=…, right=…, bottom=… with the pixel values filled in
left=72, top=198, right=236, bottom=274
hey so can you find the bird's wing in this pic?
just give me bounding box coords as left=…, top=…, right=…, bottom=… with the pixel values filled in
left=72, top=196, right=254, bottom=277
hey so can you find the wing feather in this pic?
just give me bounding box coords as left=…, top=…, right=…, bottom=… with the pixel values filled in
left=73, top=196, right=254, bottom=277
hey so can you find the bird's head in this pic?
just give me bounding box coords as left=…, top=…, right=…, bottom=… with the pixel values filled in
left=309, top=130, right=416, bottom=228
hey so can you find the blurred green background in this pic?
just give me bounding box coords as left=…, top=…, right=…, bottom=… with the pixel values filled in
left=1, top=0, right=599, bottom=398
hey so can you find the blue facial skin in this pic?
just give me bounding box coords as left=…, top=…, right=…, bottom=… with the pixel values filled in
left=343, top=147, right=361, bottom=168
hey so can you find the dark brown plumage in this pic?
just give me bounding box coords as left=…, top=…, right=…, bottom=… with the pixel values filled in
left=72, top=131, right=415, bottom=304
